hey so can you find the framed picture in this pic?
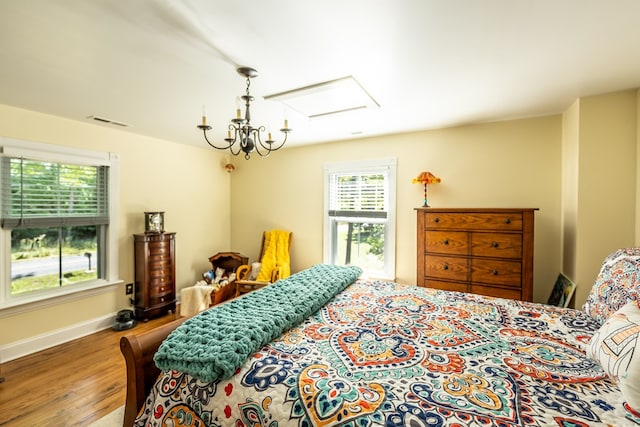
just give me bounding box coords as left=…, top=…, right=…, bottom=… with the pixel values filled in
left=547, top=272, right=576, bottom=308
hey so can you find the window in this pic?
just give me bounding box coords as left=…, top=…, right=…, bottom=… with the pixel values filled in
left=0, top=138, right=119, bottom=308
left=324, top=158, right=396, bottom=280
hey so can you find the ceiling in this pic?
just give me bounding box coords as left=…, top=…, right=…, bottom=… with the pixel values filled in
left=2, top=0, right=640, bottom=150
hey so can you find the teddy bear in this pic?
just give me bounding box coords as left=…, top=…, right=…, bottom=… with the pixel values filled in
left=213, top=267, right=225, bottom=284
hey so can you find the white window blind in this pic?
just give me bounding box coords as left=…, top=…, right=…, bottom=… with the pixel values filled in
left=0, top=157, right=109, bottom=229
left=328, top=171, right=388, bottom=218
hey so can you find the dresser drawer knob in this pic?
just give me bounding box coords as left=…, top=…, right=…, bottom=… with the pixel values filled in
left=443, top=264, right=449, bottom=270
left=491, top=242, right=499, bottom=248
left=444, top=239, right=449, bottom=245
left=504, top=218, right=511, bottom=224
left=492, top=270, right=499, bottom=275
left=434, top=217, right=440, bottom=223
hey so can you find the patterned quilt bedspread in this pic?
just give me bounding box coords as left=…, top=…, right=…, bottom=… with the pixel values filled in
left=135, top=279, right=638, bottom=427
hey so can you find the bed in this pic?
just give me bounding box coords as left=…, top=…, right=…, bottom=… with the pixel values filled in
left=121, top=250, right=640, bottom=427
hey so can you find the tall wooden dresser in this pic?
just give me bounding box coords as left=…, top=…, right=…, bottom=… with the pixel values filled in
left=416, top=208, right=537, bottom=301
left=133, top=232, right=176, bottom=320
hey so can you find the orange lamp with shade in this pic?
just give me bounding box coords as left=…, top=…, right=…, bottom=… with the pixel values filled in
left=412, top=171, right=441, bottom=207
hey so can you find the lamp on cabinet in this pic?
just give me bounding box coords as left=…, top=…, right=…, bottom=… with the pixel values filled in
left=412, top=171, right=441, bottom=207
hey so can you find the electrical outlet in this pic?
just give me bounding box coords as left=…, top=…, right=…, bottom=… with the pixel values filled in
left=125, top=283, right=133, bottom=295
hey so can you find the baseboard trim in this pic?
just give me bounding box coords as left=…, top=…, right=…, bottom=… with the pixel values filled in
left=0, top=312, right=116, bottom=362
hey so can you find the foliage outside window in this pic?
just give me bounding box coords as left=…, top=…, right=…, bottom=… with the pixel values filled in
left=324, top=158, right=396, bottom=280
left=0, top=138, right=118, bottom=307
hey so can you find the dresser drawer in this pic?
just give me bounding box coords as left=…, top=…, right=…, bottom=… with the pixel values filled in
left=425, top=231, right=468, bottom=255
left=150, top=283, right=172, bottom=295
left=424, top=279, right=468, bottom=293
left=148, top=242, right=170, bottom=253
left=149, top=254, right=169, bottom=264
left=149, top=293, right=174, bottom=307
left=425, top=212, right=523, bottom=231
left=471, top=233, right=522, bottom=259
left=471, top=259, right=521, bottom=287
left=149, top=267, right=171, bottom=278
left=150, top=277, right=170, bottom=289
left=148, top=260, right=173, bottom=276
left=425, top=255, right=468, bottom=281
left=469, top=284, right=522, bottom=300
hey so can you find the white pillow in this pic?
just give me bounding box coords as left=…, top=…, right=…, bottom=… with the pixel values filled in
left=582, top=248, right=640, bottom=325
left=587, top=301, right=640, bottom=412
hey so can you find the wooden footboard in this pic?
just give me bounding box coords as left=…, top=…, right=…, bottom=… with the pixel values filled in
left=120, top=316, right=188, bottom=427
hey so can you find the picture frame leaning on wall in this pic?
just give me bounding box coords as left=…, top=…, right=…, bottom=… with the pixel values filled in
left=547, top=272, right=577, bottom=308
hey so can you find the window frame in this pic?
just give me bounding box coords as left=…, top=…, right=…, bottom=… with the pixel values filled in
left=0, top=137, right=120, bottom=313
left=323, top=157, right=396, bottom=280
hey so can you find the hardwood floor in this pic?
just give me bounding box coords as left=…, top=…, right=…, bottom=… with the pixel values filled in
left=0, top=310, right=181, bottom=426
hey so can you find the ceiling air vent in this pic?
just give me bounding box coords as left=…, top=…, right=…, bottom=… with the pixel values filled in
left=86, top=115, right=129, bottom=127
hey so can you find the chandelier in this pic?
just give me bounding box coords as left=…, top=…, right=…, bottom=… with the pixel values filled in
left=197, top=67, right=291, bottom=160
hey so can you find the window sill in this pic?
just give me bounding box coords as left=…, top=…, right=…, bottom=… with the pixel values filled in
left=0, top=279, right=123, bottom=319
left=361, top=273, right=396, bottom=282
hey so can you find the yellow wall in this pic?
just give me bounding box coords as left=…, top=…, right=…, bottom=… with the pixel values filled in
left=229, top=115, right=564, bottom=304
left=637, top=91, right=640, bottom=244
left=0, top=105, right=231, bottom=346
left=2, top=88, right=639, bottom=353
left=561, top=100, right=580, bottom=283
left=562, top=91, right=638, bottom=308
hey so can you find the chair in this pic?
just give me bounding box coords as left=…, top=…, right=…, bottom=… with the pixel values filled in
left=235, top=230, right=292, bottom=297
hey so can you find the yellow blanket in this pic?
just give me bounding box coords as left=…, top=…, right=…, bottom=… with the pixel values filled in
left=256, top=230, right=291, bottom=282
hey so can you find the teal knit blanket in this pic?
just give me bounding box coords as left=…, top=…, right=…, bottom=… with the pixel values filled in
left=154, top=264, right=362, bottom=382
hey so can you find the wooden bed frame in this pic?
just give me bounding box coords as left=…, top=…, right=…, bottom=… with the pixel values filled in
left=119, top=283, right=238, bottom=427
left=119, top=316, right=187, bottom=427
left=119, top=249, right=287, bottom=426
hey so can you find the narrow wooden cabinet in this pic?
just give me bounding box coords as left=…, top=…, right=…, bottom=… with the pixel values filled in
left=416, top=208, right=537, bottom=301
left=133, top=232, right=176, bottom=320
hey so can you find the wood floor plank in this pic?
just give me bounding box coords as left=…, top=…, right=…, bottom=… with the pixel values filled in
left=0, top=310, right=180, bottom=426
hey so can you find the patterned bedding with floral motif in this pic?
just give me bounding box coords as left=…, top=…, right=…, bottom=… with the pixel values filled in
left=135, top=269, right=640, bottom=427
